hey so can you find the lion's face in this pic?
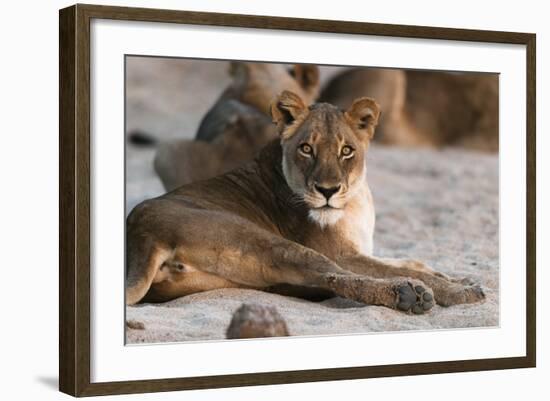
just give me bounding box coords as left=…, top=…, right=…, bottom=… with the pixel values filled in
left=271, top=91, right=380, bottom=227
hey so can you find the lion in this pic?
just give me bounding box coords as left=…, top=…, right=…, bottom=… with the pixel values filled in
left=320, top=68, right=499, bottom=152
left=154, top=62, right=320, bottom=191
left=197, top=61, right=320, bottom=140
left=126, top=91, right=485, bottom=314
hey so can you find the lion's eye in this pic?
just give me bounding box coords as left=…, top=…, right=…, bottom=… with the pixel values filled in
left=299, top=143, right=313, bottom=156
left=341, top=145, right=354, bottom=157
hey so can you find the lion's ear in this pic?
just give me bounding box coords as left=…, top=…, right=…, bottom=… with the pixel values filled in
left=345, top=97, right=381, bottom=140
left=228, top=61, right=250, bottom=90
left=290, top=64, right=320, bottom=95
left=270, top=91, right=307, bottom=134
left=228, top=61, right=248, bottom=78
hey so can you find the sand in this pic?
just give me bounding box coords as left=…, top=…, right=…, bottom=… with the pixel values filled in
left=125, top=57, right=499, bottom=344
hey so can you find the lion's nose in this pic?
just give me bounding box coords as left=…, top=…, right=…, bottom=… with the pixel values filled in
left=315, top=185, right=341, bottom=200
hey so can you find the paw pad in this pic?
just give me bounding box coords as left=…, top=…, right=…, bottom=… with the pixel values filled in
left=396, top=282, right=434, bottom=314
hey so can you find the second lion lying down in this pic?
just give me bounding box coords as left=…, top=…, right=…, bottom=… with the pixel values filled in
left=126, top=91, right=485, bottom=313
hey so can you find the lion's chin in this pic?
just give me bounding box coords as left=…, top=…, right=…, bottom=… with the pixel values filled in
left=308, top=207, right=344, bottom=229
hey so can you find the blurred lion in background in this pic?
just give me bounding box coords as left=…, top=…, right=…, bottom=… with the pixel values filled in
left=320, top=68, right=498, bottom=151
left=130, top=62, right=498, bottom=191
left=153, top=62, right=320, bottom=191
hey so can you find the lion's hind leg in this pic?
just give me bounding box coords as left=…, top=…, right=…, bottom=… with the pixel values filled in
left=125, top=236, right=172, bottom=305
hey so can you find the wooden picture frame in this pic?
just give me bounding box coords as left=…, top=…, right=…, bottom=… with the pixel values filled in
left=59, top=3, right=536, bottom=397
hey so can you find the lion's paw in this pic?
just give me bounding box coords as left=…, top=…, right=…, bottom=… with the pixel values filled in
left=435, top=282, right=486, bottom=307
left=395, top=280, right=434, bottom=314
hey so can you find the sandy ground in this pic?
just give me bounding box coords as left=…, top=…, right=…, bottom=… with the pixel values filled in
left=125, top=57, right=499, bottom=344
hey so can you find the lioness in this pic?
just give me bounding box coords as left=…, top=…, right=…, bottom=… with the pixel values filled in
left=320, top=68, right=499, bottom=151
left=196, top=62, right=320, bottom=141
left=126, top=91, right=485, bottom=313
left=154, top=62, right=320, bottom=191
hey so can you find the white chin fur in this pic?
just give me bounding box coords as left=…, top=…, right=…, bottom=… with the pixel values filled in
left=308, top=208, right=344, bottom=228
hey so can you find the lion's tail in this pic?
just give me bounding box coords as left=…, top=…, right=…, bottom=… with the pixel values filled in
left=127, top=129, right=158, bottom=147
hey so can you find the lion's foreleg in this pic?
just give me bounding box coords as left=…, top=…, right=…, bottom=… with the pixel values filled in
left=176, top=214, right=433, bottom=313
left=211, top=240, right=433, bottom=313
left=336, top=254, right=485, bottom=306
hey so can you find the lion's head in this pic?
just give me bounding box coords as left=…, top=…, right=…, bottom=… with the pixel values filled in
left=270, top=90, right=380, bottom=227
left=230, top=62, right=320, bottom=115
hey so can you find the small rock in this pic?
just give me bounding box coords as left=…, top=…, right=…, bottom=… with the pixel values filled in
left=226, top=304, right=289, bottom=339
left=126, top=319, right=145, bottom=330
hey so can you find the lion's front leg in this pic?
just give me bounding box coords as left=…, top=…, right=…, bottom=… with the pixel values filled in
left=323, top=274, right=434, bottom=314
left=374, top=257, right=452, bottom=280
left=244, top=239, right=435, bottom=313
left=336, top=254, right=486, bottom=307
left=375, top=257, right=486, bottom=307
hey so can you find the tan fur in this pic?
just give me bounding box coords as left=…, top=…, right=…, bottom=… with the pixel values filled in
left=155, top=63, right=321, bottom=191
left=154, top=109, right=275, bottom=190
left=320, top=68, right=499, bottom=152
left=229, top=62, right=319, bottom=114
left=128, top=92, right=485, bottom=314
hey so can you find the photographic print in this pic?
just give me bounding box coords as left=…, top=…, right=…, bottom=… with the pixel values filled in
left=124, top=57, right=499, bottom=344
left=59, top=5, right=535, bottom=395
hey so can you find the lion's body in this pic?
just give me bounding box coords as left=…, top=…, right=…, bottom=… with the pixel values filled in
left=154, top=101, right=275, bottom=191
left=320, top=68, right=499, bottom=152
left=127, top=92, right=485, bottom=313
